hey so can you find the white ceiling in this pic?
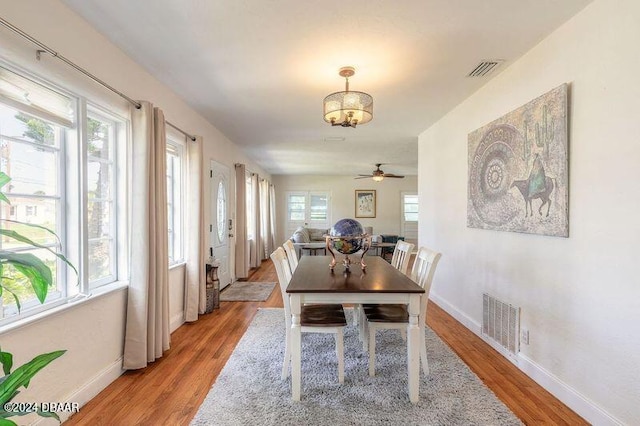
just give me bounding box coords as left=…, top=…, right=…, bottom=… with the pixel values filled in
left=62, top=0, right=590, bottom=177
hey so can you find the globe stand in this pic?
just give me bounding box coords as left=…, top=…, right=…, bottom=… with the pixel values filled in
left=326, top=235, right=371, bottom=272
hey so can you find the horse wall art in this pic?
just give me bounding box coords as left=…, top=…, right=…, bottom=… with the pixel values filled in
left=467, top=84, right=569, bottom=237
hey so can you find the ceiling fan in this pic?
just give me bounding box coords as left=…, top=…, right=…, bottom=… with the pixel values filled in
left=355, top=164, right=405, bottom=182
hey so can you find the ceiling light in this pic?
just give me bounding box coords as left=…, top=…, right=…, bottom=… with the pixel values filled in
left=323, top=66, right=373, bottom=128
left=372, top=175, right=384, bottom=182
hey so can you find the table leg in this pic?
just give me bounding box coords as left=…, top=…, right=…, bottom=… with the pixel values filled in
left=407, top=294, right=421, bottom=403
left=290, top=294, right=302, bottom=401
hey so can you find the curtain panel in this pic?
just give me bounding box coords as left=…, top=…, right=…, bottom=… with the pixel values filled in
left=249, top=173, right=262, bottom=268
left=259, top=178, right=274, bottom=259
left=234, top=164, right=249, bottom=279
left=184, top=136, right=206, bottom=320
left=123, top=101, right=171, bottom=370
left=269, top=183, right=277, bottom=256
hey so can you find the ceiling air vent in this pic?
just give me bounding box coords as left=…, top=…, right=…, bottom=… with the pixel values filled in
left=467, top=60, right=504, bottom=77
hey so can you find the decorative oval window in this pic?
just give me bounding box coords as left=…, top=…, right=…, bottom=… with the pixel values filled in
left=217, top=181, right=226, bottom=243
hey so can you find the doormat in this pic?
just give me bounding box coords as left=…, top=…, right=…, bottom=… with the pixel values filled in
left=219, top=282, right=276, bottom=302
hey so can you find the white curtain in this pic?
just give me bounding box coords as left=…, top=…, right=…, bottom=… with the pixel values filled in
left=249, top=173, right=262, bottom=268
left=234, top=164, right=249, bottom=279
left=259, top=178, right=274, bottom=258
left=269, top=183, right=277, bottom=254
left=123, top=101, right=170, bottom=370
left=184, top=136, right=206, bottom=321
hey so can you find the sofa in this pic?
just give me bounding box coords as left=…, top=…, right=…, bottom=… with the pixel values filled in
left=290, top=226, right=329, bottom=244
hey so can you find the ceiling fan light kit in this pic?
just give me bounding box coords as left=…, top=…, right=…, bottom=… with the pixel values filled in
left=323, top=66, right=373, bottom=128
left=356, top=164, right=405, bottom=182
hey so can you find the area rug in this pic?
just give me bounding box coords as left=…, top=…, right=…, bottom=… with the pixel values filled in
left=192, top=308, right=521, bottom=425
left=219, top=281, right=276, bottom=302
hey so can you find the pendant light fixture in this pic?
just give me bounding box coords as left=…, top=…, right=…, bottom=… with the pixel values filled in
left=323, top=66, right=373, bottom=128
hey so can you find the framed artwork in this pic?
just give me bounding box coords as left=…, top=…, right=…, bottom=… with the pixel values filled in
left=467, top=83, right=569, bottom=237
left=355, top=190, right=376, bottom=218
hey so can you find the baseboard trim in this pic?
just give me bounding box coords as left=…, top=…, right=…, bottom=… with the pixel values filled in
left=517, top=353, right=622, bottom=426
left=32, top=357, right=125, bottom=424
left=428, top=291, right=622, bottom=426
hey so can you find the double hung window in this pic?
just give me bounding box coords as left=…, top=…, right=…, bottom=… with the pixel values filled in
left=0, top=63, right=127, bottom=326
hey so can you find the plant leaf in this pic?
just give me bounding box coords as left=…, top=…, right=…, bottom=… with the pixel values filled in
left=0, top=417, right=17, bottom=425
left=0, top=229, right=78, bottom=278
left=0, top=352, right=13, bottom=376
left=0, top=172, right=10, bottom=205
left=0, top=285, right=21, bottom=313
left=0, top=220, right=61, bottom=248
left=0, top=251, right=52, bottom=303
left=0, top=172, right=10, bottom=189
left=0, top=350, right=66, bottom=406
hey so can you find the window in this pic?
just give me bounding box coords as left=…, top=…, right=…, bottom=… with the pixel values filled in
left=285, top=191, right=331, bottom=237
left=288, top=194, right=306, bottom=221
left=403, top=194, right=419, bottom=222
left=401, top=192, right=418, bottom=245
left=0, top=102, right=65, bottom=318
left=166, top=137, right=184, bottom=265
left=0, top=63, right=127, bottom=326
left=86, top=110, right=117, bottom=285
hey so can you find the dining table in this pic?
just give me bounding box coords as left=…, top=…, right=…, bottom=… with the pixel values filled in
left=286, top=255, right=425, bottom=403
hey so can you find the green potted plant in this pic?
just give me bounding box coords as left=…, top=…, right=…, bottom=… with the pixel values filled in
left=0, top=171, right=76, bottom=425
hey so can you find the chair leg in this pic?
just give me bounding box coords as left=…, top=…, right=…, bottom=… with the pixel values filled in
left=368, top=326, right=376, bottom=377
left=336, top=330, right=344, bottom=384
left=420, top=328, right=429, bottom=376
left=282, top=328, right=291, bottom=380
left=360, top=314, right=368, bottom=351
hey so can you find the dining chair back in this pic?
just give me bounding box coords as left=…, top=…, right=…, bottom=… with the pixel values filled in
left=270, top=247, right=346, bottom=383
left=283, top=239, right=299, bottom=272
left=364, top=246, right=442, bottom=377
left=390, top=240, right=415, bottom=275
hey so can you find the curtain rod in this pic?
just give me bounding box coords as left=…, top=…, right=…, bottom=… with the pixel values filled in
left=167, top=121, right=196, bottom=141
left=0, top=17, right=196, bottom=142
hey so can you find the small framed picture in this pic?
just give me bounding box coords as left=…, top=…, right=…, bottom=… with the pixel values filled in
left=355, top=190, right=376, bottom=218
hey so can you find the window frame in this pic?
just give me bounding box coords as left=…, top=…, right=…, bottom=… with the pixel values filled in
left=0, top=60, right=130, bottom=327
left=85, top=106, right=121, bottom=288
left=166, top=133, right=185, bottom=266
left=285, top=191, right=331, bottom=238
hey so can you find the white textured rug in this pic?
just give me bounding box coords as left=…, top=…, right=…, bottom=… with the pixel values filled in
left=192, top=308, right=521, bottom=425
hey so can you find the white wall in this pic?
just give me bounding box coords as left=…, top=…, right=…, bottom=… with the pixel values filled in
left=272, top=175, right=417, bottom=244
left=0, top=0, right=269, bottom=421
left=418, top=0, right=640, bottom=424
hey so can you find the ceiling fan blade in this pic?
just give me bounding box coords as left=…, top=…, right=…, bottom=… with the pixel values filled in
left=383, top=174, right=405, bottom=178
left=356, top=174, right=373, bottom=177
left=354, top=176, right=372, bottom=179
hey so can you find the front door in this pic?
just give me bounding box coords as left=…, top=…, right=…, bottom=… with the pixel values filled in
left=211, top=160, right=231, bottom=289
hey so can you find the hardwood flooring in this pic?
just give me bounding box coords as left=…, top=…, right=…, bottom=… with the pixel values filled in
left=67, top=260, right=586, bottom=425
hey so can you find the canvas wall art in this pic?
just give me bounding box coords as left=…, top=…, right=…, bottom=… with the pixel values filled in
left=467, top=84, right=569, bottom=237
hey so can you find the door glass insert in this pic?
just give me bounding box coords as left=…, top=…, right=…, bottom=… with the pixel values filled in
left=217, top=180, right=226, bottom=243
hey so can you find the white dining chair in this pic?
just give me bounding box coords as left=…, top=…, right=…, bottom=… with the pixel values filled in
left=390, top=240, right=415, bottom=275
left=283, top=239, right=299, bottom=272
left=354, top=239, right=416, bottom=329
left=363, top=246, right=442, bottom=377
left=270, top=247, right=347, bottom=383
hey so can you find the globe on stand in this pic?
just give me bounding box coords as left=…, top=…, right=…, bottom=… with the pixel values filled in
left=325, top=218, right=371, bottom=272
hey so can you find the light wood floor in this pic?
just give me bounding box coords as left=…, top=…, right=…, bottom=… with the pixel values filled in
left=67, top=260, right=587, bottom=425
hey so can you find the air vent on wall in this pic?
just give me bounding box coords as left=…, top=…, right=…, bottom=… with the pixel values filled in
left=467, top=60, right=504, bottom=77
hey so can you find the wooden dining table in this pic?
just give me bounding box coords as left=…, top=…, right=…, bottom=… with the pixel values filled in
left=286, top=255, right=425, bottom=403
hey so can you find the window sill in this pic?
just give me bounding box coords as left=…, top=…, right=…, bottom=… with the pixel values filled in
left=169, top=261, right=187, bottom=271
left=0, top=281, right=129, bottom=336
